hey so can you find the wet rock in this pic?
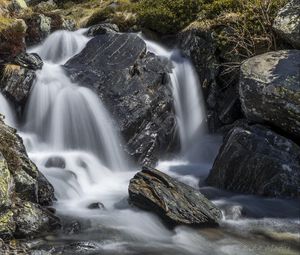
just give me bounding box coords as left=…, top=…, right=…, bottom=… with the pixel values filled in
left=13, top=52, right=43, bottom=70
left=273, top=0, right=300, bottom=49
left=0, top=117, right=55, bottom=205
left=0, top=64, right=36, bottom=108
left=239, top=50, right=300, bottom=139
left=0, top=118, right=59, bottom=239
left=65, top=33, right=178, bottom=166
left=87, top=23, right=120, bottom=37
left=206, top=124, right=300, bottom=198
left=63, top=220, right=81, bottom=235
left=178, top=24, right=242, bottom=131
left=178, top=27, right=218, bottom=97
left=87, top=202, right=105, bottom=210
left=45, top=156, right=66, bottom=169
left=14, top=201, right=60, bottom=237
left=129, top=166, right=222, bottom=227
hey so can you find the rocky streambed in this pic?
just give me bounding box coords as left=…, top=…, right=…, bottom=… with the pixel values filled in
left=0, top=0, right=300, bottom=254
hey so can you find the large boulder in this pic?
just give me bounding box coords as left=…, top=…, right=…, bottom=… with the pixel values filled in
left=239, top=50, right=300, bottom=139
left=0, top=117, right=59, bottom=239
left=129, top=167, right=222, bottom=227
left=273, top=0, right=300, bottom=49
left=65, top=33, right=178, bottom=166
left=206, top=124, right=300, bottom=198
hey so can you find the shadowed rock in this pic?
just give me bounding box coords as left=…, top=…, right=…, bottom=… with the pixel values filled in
left=129, top=166, right=222, bottom=227
left=206, top=124, right=300, bottom=198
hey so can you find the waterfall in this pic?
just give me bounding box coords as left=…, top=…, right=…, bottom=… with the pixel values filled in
left=1, top=29, right=296, bottom=255
left=24, top=30, right=129, bottom=172
left=141, top=37, right=205, bottom=151
left=0, top=93, right=15, bottom=126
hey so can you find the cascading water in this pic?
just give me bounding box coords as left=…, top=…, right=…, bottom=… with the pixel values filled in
left=141, top=37, right=204, bottom=151
left=0, top=30, right=299, bottom=255
left=0, top=93, right=15, bottom=126
left=24, top=29, right=128, bottom=172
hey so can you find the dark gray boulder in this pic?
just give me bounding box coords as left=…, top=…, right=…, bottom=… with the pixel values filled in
left=239, top=50, right=300, bottom=140
left=129, top=166, right=222, bottom=227
left=64, top=33, right=178, bottom=166
left=87, top=23, right=120, bottom=37
left=206, top=124, right=300, bottom=198
left=273, top=0, right=300, bottom=49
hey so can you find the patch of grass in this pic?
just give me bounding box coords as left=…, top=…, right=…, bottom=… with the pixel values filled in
left=135, top=0, right=203, bottom=34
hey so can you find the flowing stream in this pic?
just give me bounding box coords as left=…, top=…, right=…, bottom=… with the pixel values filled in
left=0, top=30, right=299, bottom=255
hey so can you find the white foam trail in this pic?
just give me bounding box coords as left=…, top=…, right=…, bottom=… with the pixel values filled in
left=0, top=93, right=15, bottom=126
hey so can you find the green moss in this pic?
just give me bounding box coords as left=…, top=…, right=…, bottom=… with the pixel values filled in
left=135, top=0, right=203, bottom=34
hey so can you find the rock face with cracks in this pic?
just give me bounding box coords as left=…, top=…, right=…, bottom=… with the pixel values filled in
left=65, top=32, right=178, bottom=166
left=129, top=166, right=222, bottom=227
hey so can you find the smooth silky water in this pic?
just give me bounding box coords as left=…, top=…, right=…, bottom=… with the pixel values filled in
left=0, top=30, right=299, bottom=255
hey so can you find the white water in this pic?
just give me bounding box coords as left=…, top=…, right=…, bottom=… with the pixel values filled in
left=0, top=93, right=15, bottom=126
left=141, top=37, right=204, bottom=151
left=0, top=30, right=299, bottom=255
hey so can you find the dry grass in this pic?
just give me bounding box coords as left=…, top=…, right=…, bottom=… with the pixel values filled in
left=3, top=64, right=21, bottom=76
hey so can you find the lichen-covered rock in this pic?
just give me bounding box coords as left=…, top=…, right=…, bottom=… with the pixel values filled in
left=273, top=0, right=300, bottom=49
left=0, top=210, right=15, bottom=239
left=129, top=166, right=222, bottom=227
left=65, top=33, right=178, bottom=166
left=239, top=50, right=300, bottom=139
left=0, top=117, right=54, bottom=205
left=0, top=153, right=14, bottom=209
left=14, top=201, right=60, bottom=237
left=0, top=117, right=58, bottom=239
left=206, top=124, right=300, bottom=198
